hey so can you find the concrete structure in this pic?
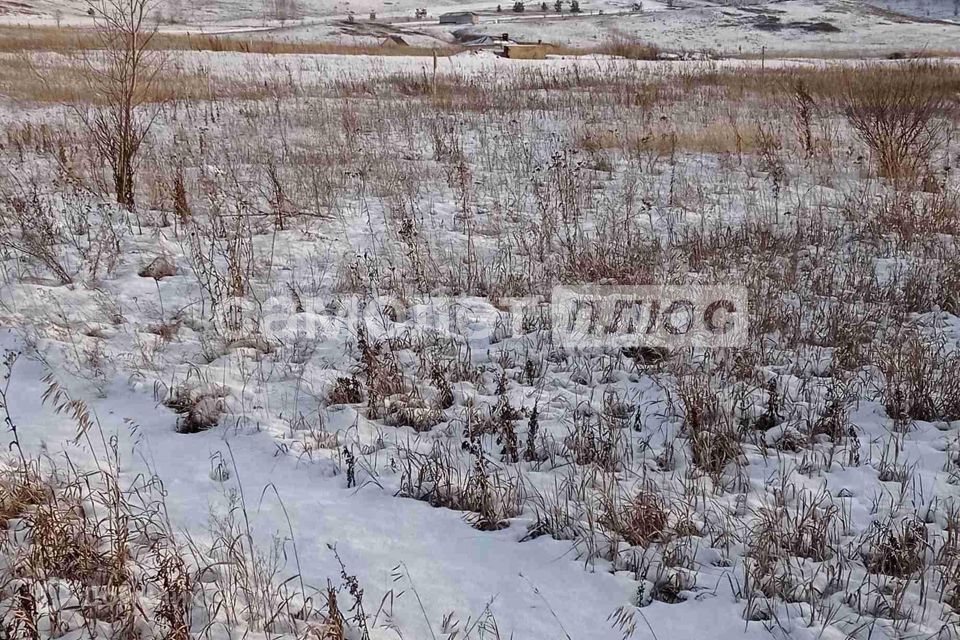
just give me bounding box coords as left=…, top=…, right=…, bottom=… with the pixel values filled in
left=439, top=11, right=480, bottom=24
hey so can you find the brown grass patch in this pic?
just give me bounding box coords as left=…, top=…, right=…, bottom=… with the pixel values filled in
left=0, top=53, right=300, bottom=104
left=0, top=25, right=462, bottom=56
left=578, top=122, right=765, bottom=156
left=554, top=35, right=661, bottom=60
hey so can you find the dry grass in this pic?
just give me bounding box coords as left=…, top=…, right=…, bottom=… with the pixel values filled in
left=398, top=442, right=524, bottom=531
left=0, top=25, right=463, bottom=56
left=0, top=54, right=269, bottom=104
left=578, top=121, right=768, bottom=156
left=554, top=34, right=661, bottom=60
left=0, top=359, right=369, bottom=638
left=674, top=61, right=960, bottom=107
left=730, top=47, right=960, bottom=60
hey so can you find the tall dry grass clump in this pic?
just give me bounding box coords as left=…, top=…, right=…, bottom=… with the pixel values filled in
left=0, top=354, right=379, bottom=639
left=0, top=25, right=461, bottom=57
left=598, top=35, right=661, bottom=60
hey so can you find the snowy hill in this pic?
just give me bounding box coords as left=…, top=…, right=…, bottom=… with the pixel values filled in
left=1, top=0, right=959, bottom=54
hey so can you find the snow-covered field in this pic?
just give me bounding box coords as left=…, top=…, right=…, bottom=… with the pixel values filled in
left=2, top=0, right=960, bottom=55
left=868, top=0, right=959, bottom=21
left=2, top=40, right=960, bottom=640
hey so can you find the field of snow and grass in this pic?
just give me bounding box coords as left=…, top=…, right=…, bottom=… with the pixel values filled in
left=2, top=31, right=960, bottom=640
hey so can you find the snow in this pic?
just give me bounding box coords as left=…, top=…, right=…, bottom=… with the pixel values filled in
left=2, top=0, right=960, bottom=55
left=3, top=42, right=960, bottom=640
left=0, top=314, right=768, bottom=639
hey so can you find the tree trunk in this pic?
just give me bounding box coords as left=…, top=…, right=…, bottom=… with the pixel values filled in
left=114, top=150, right=135, bottom=209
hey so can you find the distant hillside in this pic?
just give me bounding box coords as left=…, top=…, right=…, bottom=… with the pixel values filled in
left=865, top=0, right=959, bottom=21
left=2, top=0, right=959, bottom=53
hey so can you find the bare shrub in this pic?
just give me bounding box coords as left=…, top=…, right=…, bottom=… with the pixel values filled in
left=77, top=0, right=166, bottom=208
left=841, top=62, right=958, bottom=181
left=0, top=183, right=74, bottom=283
left=0, top=179, right=128, bottom=284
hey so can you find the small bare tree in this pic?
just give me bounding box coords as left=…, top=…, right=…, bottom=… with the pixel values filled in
left=841, top=62, right=957, bottom=182
left=80, top=0, right=165, bottom=209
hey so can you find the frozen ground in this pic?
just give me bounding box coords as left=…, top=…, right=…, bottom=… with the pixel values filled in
left=2, top=46, right=960, bottom=640
left=3, top=334, right=718, bottom=640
